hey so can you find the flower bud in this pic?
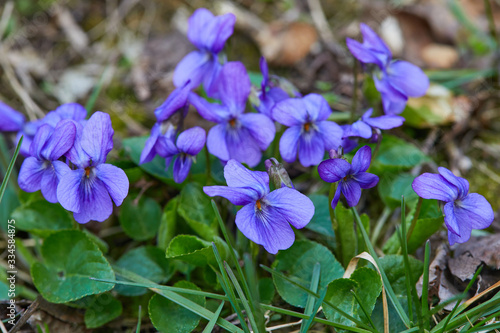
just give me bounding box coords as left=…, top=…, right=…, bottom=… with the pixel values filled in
left=265, top=158, right=294, bottom=189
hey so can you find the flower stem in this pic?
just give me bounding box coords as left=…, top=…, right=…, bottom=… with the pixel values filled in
left=406, top=196, right=423, bottom=242
left=351, top=60, right=359, bottom=122
left=328, top=182, right=336, bottom=225
left=204, top=147, right=212, bottom=185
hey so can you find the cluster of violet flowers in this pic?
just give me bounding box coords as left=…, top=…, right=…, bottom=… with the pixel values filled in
left=1, top=103, right=129, bottom=224
left=1, top=8, right=494, bottom=251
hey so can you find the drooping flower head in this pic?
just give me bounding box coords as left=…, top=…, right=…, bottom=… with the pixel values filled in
left=189, top=61, right=275, bottom=167
left=412, top=167, right=494, bottom=245
left=162, top=126, right=206, bottom=183
left=57, top=112, right=129, bottom=224
left=140, top=83, right=191, bottom=165
left=318, top=146, right=379, bottom=209
left=18, top=120, right=76, bottom=203
left=343, top=108, right=404, bottom=142
left=346, top=23, right=429, bottom=115
left=173, top=8, right=236, bottom=96
left=272, top=93, right=343, bottom=167
left=204, top=160, right=314, bottom=254
left=254, top=57, right=289, bottom=119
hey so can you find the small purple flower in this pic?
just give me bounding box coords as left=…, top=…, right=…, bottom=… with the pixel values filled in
left=343, top=108, right=404, bottom=141
left=173, top=8, right=236, bottom=96
left=339, top=125, right=359, bottom=154
left=189, top=61, right=275, bottom=167
left=272, top=93, right=343, bottom=167
left=318, top=146, right=379, bottom=209
left=57, top=112, right=129, bottom=224
left=412, top=167, right=494, bottom=245
left=18, top=120, right=77, bottom=203
left=140, top=84, right=191, bottom=164
left=43, top=103, right=87, bottom=127
left=346, top=23, right=429, bottom=115
left=255, top=57, right=289, bottom=119
left=0, top=101, right=25, bottom=132
left=204, top=159, right=314, bottom=254
left=163, top=127, right=206, bottom=183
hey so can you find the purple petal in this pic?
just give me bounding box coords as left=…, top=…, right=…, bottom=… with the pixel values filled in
left=30, top=124, right=52, bottom=159
left=173, top=51, right=210, bottom=89
left=318, top=121, right=343, bottom=152
left=217, top=62, right=250, bottom=115
left=72, top=178, right=114, bottom=224
left=96, top=164, right=129, bottom=206
left=202, top=59, right=222, bottom=98
left=18, top=157, right=44, bottom=193
left=386, top=60, right=429, bottom=97
left=239, top=113, right=275, bottom=151
left=81, top=112, right=114, bottom=165
left=443, top=202, right=460, bottom=235
left=225, top=126, right=262, bottom=167
left=41, top=166, right=59, bottom=203
left=330, top=184, right=342, bottom=210
left=57, top=169, right=84, bottom=214
left=260, top=56, right=269, bottom=90
left=264, top=187, right=315, bottom=229
left=203, top=185, right=258, bottom=205
left=266, top=87, right=289, bottom=104
left=54, top=103, right=87, bottom=121
left=345, top=120, right=372, bottom=139
left=363, top=114, right=405, bottom=130
left=154, top=84, right=191, bottom=122
left=317, top=158, right=351, bottom=183
left=235, top=203, right=295, bottom=254
left=207, top=124, right=230, bottom=161
left=177, top=127, right=206, bottom=156
left=342, top=179, right=362, bottom=207
left=354, top=172, right=379, bottom=189
left=346, top=38, right=385, bottom=67
left=382, top=95, right=408, bottom=115
left=42, top=120, right=76, bottom=160
left=223, top=159, right=269, bottom=197
left=437, top=167, right=469, bottom=200
left=272, top=98, right=307, bottom=126
left=412, top=173, right=458, bottom=202
left=447, top=226, right=472, bottom=246
left=456, top=193, right=494, bottom=230
left=172, top=156, right=192, bottom=183
left=187, top=9, right=235, bottom=53
left=351, top=146, right=372, bottom=174
left=188, top=92, right=229, bottom=123
left=374, top=76, right=408, bottom=115
left=298, top=132, right=325, bottom=167
left=140, top=123, right=161, bottom=164
left=303, top=93, right=331, bottom=121
left=279, top=126, right=301, bottom=163
left=0, top=101, right=25, bottom=132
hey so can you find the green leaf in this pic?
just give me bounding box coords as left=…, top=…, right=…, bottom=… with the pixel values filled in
left=258, top=278, right=275, bottom=304
left=378, top=173, right=418, bottom=209
left=119, top=196, right=162, bottom=241
left=306, top=194, right=335, bottom=238
left=12, top=200, right=73, bottom=237
left=177, top=183, right=218, bottom=240
left=0, top=135, right=22, bottom=205
left=371, top=295, right=409, bottom=332
left=115, top=246, right=174, bottom=296
left=31, top=230, right=114, bottom=303
left=334, top=203, right=356, bottom=266
left=272, top=240, right=344, bottom=308
left=158, top=197, right=180, bottom=251
left=149, top=280, right=206, bottom=333
left=166, top=235, right=228, bottom=267
left=383, top=199, right=444, bottom=254
left=323, top=268, right=382, bottom=330
left=84, top=293, right=123, bottom=328
left=372, top=135, right=429, bottom=171
left=378, top=255, right=423, bottom=296
left=0, top=186, right=19, bottom=232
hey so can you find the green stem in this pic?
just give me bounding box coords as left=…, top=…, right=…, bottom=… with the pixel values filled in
left=204, top=147, right=212, bottom=185
left=406, top=196, right=423, bottom=242
left=370, top=206, right=391, bottom=244
left=351, top=60, right=359, bottom=122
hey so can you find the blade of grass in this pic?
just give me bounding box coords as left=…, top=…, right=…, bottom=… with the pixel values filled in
left=0, top=136, right=22, bottom=204
left=203, top=301, right=225, bottom=333
left=259, top=264, right=374, bottom=331
left=421, top=240, right=431, bottom=331
left=224, top=262, right=259, bottom=333
left=399, top=197, right=413, bottom=323
left=465, top=309, right=500, bottom=332
left=135, top=306, right=141, bottom=333
left=351, top=290, right=379, bottom=332
left=300, top=288, right=327, bottom=333
left=212, top=243, right=250, bottom=333
left=352, top=207, right=411, bottom=327
left=300, top=262, right=321, bottom=333
left=467, top=322, right=500, bottom=333
left=85, top=66, right=113, bottom=113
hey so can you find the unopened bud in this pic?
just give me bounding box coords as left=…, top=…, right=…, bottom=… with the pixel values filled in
left=328, top=146, right=344, bottom=159
left=265, top=158, right=294, bottom=189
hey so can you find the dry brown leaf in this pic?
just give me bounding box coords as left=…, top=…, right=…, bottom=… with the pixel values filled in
left=421, top=43, right=459, bottom=69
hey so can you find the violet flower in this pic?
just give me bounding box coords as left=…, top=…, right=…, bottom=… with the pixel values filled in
left=412, top=167, right=494, bottom=245
left=204, top=159, right=314, bottom=254
left=0, top=101, right=25, bottom=132
left=255, top=57, right=289, bottom=119
left=189, top=61, right=275, bottom=167
left=43, top=103, right=87, bottom=127
left=140, top=84, right=191, bottom=164
left=173, top=8, right=236, bottom=96
left=272, top=93, right=343, bottom=167
left=346, top=23, right=429, bottom=115
left=18, top=120, right=76, bottom=203
left=163, top=126, right=207, bottom=183
left=343, top=108, right=404, bottom=141
left=57, top=112, right=129, bottom=224
left=318, top=146, right=379, bottom=209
